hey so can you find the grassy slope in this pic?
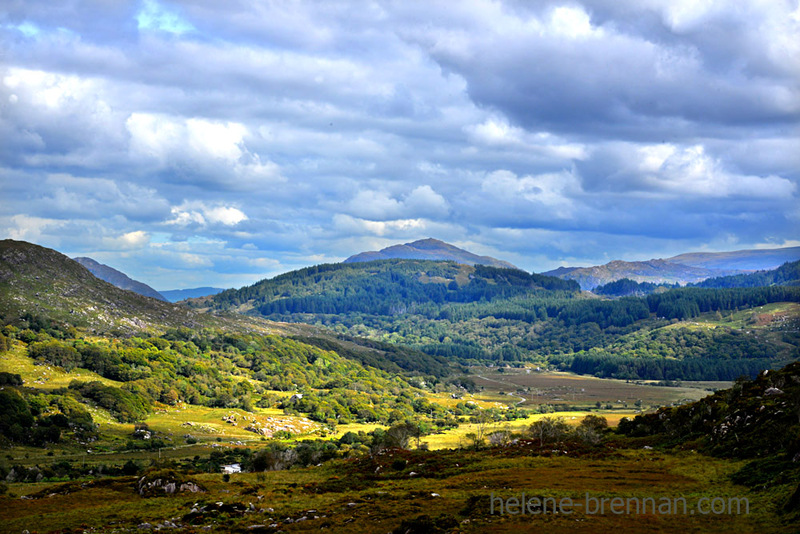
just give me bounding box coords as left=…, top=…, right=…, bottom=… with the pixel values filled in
left=0, top=448, right=790, bottom=533
left=1, top=341, right=123, bottom=390
left=606, top=302, right=800, bottom=363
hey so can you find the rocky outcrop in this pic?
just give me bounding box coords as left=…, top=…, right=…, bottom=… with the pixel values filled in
left=137, top=470, right=204, bottom=497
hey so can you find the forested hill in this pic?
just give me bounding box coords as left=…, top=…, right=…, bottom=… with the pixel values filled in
left=204, top=259, right=579, bottom=316
left=592, top=260, right=800, bottom=296
left=197, top=256, right=800, bottom=381
left=691, top=260, right=800, bottom=288
left=0, top=242, right=465, bottom=440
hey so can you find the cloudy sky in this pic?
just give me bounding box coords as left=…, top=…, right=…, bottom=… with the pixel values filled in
left=2, top=1, right=798, bottom=290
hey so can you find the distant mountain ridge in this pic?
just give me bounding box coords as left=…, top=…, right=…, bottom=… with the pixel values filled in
left=344, top=238, right=519, bottom=270
left=544, top=259, right=740, bottom=290
left=545, top=246, right=800, bottom=290
left=667, top=246, right=800, bottom=271
left=160, top=287, right=226, bottom=302
left=692, top=260, right=800, bottom=288
left=73, top=257, right=166, bottom=301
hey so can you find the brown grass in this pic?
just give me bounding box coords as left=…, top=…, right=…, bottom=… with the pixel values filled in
left=1, top=446, right=790, bottom=534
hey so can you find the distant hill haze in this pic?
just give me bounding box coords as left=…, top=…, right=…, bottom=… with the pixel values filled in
left=344, top=238, right=519, bottom=269
left=160, top=287, right=226, bottom=302
left=666, top=246, right=800, bottom=271
left=545, top=246, right=800, bottom=290
left=73, top=257, right=167, bottom=301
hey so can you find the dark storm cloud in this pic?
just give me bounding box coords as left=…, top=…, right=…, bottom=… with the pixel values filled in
left=401, top=1, right=799, bottom=137
left=1, top=0, right=797, bottom=287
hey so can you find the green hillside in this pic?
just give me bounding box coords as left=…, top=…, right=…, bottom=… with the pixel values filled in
left=2, top=240, right=800, bottom=532
left=205, top=259, right=578, bottom=314
left=692, top=260, right=800, bottom=288
left=200, top=256, right=800, bottom=381
left=0, top=240, right=468, bottom=442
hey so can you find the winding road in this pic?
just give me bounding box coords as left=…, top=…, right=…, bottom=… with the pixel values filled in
left=475, top=372, right=528, bottom=406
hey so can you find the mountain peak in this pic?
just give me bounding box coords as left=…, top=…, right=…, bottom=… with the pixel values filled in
left=344, top=238, right=519, bottom=270
left=409, top=237, right=449, bottom=248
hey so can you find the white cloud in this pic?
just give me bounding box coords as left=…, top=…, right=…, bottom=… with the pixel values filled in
left=404, top=185, right=450, bottom=217
left=3, top=68, right=97, bottom=110
left=176, top=252, right=213, bottom=267
left=126, top=113, right=284, bottom=188
left=548, top=5, right=600, bottom=39
left=102, top=230, right=150, bottom=250
left=7, top=214, right=61, bottom=241
left=1, top=0, right=798, bottom=286
left=344, top=185, right=449, bottom=221
left=167, top=202, right=248, bottom=228
left=205, top=206, right=248, bottom=226
left=332, top=214, right=428, bottom=236
left=346, top=190, right=403, bottom=220
left=186, top=118, right=247, bottom=161
left=167, top=209, right=206, bottom=227
left=465, top=118, right=589, bottom=161
left=480, top=169, right=581, bottom=218
left=638, top=144, right=796, bottom=198
left=127, top=113, right=246, bottom=163
left=466, top=117, right=525, bottom=146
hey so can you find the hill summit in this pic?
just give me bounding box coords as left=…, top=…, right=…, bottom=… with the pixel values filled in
left=344, top=238, right=519, bottom=269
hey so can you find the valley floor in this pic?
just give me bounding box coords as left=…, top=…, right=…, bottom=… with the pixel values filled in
left=0, top=445, right=793, bottom=533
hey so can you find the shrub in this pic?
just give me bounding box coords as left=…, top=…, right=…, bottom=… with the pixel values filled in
left=528, top=416, right=571, bottom=445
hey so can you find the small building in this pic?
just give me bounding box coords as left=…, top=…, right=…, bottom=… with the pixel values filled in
left=221, top=463, right=241, bottom=474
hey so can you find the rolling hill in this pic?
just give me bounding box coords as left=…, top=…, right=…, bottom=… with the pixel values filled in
left=544, top=246, right=800, bottom=290
left=199, top=251, right=799, bottom=380
left=4, top=239, right=799, bottom=383
left=203, top=259, right=578, bottom=317
left=544, top=259, right=732, bottom=290
left=344, top=238, right=519, bottom=269
left=668, top=246, right=800, bottom=271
